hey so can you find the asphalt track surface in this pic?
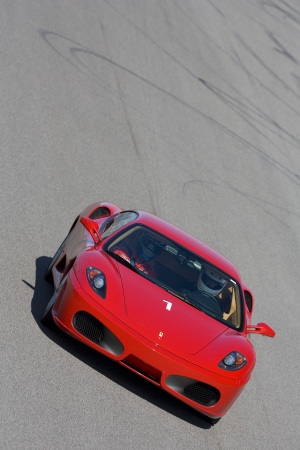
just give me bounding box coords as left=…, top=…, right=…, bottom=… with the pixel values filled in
left=1, top=1, right=299, bottom=449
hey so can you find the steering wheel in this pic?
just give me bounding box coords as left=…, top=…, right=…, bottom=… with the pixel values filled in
left=190, top=290, right=223, bottom=316
left=197, top=290, right=217, bottom=301
left=130, top=257, right=136, bottom=268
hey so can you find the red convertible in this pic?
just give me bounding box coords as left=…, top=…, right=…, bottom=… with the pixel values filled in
left=42, top=202, right=275, bottom=424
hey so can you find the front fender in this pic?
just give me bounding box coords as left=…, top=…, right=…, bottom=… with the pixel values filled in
left=72, top=248, right=127, bottom=320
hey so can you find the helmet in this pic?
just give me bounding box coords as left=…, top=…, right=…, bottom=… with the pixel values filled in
left=138, top=233, right=160, bottom=260
left=197, top=267, right=227, bottom=296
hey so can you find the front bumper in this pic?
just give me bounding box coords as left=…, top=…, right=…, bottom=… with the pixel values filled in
left=52, top=270, right=250, bottom=420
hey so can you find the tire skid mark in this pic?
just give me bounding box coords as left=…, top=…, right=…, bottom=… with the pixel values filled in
left=183, top=178, right=296, bottom=229
left=262, top=0, right=300, bottom=29
left=39, top=29, right=300, bottom=189
left=102, top=1, right=300, bottom=179
left=198, top=78, right=300, bottom=149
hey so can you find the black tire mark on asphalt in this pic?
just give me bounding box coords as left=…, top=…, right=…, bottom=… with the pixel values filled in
left=230, top=45, right=300, bottom=117
left=198, top=78, right=300, bottom=149
left=173, top=1, right=300, bottom=119
left=268, top=31, right=299, bottom=63
left=235, top=33, right=300, bottom=100
left=39, top=30, right=300, bottom=189
left=98, top=0, right=300, bottom=158
left=261, top=0, right=300, bottom=28
left=183, top=178, right=298, bottom=229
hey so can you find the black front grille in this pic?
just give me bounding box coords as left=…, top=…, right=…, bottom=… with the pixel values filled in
left=73, top=311, right=104, bottom=345
left=121, top=355, right=162, bottom=384
left=183, top=382, right=220, bottom=406
left=89, top=207, right=111, bottom=220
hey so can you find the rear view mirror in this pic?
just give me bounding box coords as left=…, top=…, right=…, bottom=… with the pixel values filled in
left=246, top=323, right=275, bottom=338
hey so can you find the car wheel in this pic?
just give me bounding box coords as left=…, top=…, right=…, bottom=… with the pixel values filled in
left=41, top=277, right=67, bottom=328
left=41, top=290, right=57, bottom=328
left=44, top=235, right=69, bottom=283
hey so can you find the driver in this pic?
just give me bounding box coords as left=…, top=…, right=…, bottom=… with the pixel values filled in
left=197, top=267, right=232, bottom=313
left=112, top=232, right=159, bottom=277
left=197, top=267, right=227, bottom=296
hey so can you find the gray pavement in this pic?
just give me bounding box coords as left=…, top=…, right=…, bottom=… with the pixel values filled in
left=1, top=1, right=299, bottom=449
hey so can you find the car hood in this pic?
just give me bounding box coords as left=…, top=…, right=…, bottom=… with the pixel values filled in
left=118, top=264, right=226, bottom=355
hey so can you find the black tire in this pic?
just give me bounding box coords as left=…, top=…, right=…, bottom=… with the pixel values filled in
left=44, top=234, right=69, bottom=284
left=41, top=291, right=57, bottom=328
left=41, top=277, right=67, bottom=328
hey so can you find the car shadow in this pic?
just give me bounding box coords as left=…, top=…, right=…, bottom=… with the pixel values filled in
left=29, top=256, right=214, bottom=429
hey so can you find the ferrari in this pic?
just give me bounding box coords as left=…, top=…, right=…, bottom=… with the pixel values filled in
left=42, top=201, right=275, bottom=424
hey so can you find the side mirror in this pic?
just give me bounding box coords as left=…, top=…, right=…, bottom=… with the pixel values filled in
left=80, top=217, right=102, bottom=244
left=246, top=323, right=275, bottom=338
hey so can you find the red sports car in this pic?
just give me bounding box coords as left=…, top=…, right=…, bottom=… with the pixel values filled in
left=42, top=201, right=275, bottom=424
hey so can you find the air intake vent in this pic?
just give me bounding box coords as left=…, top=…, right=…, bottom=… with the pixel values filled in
left=89, top=207, right=111, bottom=220
left=73, top=311, right=104, bottom=345
left=183, top=382, right=220, bottom=406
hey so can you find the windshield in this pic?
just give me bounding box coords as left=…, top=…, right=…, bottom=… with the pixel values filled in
left=105, top=224, right=244, bottom=330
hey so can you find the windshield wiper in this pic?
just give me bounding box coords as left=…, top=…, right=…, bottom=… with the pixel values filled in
left=159, top=285, right=195, bottom=305
left=159, top=285, right=204, bottom=312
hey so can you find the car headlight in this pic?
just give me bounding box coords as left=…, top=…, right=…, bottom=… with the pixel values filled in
left=87, top=266, right=106, bottom=299
left=218, top=351, right=247, bottom=371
